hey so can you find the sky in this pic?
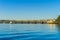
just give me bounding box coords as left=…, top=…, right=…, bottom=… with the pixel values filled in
left=0, top=0, right=60, bottom=20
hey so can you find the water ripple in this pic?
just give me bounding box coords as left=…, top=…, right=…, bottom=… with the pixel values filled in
left=0, top=24, right=59, bottom=40
left=0, top=32, right=58, bottom=40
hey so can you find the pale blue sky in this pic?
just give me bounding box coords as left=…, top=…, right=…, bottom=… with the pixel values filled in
left=0, top=0, right=60, bottom=20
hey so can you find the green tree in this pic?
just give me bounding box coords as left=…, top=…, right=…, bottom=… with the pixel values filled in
left=57, top=15, right=60, bottom=23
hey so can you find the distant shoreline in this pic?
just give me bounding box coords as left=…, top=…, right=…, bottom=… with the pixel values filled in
left=0, top=20, right=58, bottom=24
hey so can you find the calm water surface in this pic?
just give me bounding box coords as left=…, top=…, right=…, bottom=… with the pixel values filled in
left=0, top=24, right=60, bottom=40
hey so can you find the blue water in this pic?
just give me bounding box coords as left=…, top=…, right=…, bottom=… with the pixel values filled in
left=0, top=24, right=60, bottom=40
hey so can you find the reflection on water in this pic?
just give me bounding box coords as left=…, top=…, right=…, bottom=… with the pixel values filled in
left=47, top=24, right=56, bottom=33
left=48, top=24, right=55, bottom=27
left=56, top=24, right=60, bottom=32
left=48, top=24, right=55, bottom=30
left=0, top=24, right=60, bottom=40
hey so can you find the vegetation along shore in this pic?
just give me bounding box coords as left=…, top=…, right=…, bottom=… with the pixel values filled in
left=0, top=15, right=60, bottom=24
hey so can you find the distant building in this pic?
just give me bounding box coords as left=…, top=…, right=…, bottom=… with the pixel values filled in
left=47, top=19, right=55, bottom=24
